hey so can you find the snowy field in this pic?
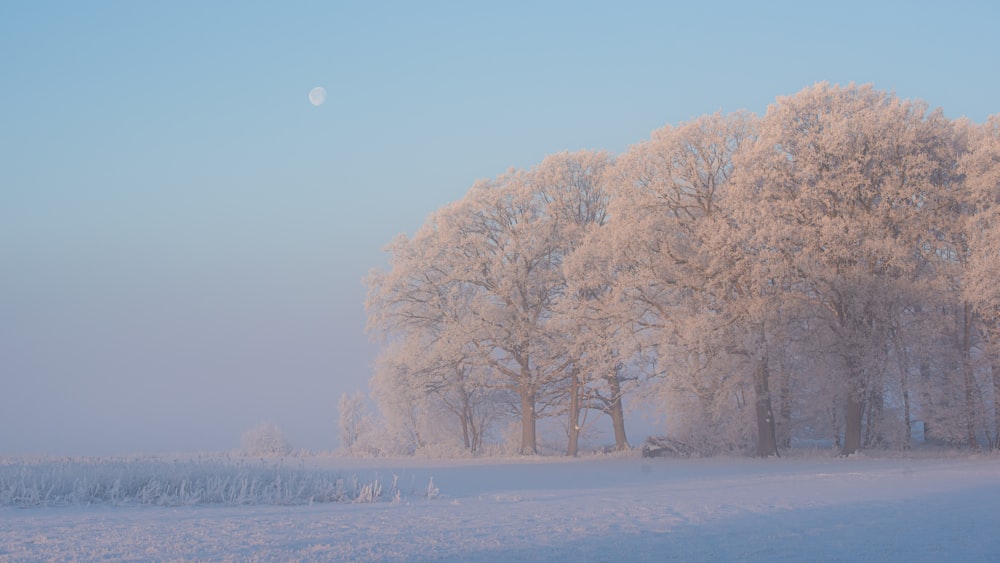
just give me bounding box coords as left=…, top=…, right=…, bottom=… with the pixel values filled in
left=2, top=452, right=999, bottom=561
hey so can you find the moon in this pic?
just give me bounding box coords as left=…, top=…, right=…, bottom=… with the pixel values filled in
left=308, top=86, right=327, bottom=107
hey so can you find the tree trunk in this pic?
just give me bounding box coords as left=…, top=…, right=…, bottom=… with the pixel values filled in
left=460, top=414, right=471, bottom=451
left=469, top=415, right=482, bottom=453
left=519, top=384, right=537, bottom=455
left=864, top=380, right=885, bottom=449
left=902, top=373, right=912, bottom=449
left=842, top=392, right=864, bottom=456
left=830, top=400, right=841, bottom=450
left=566, top=368, right=581, bottom=457
left=840, top=341, right=867, bottom=455
left=607, top=371, right=630, bottom=451
left=778, top=367, right=792, bottom=449
left=753, top=356, right=779, bottom=457
left=459, top=388, right=472, bottom=451
left=892, top=326, right=913, bottom=449
left=962, top=302, right=979, bottom=451
left=919, top=358, right=935, bottom=442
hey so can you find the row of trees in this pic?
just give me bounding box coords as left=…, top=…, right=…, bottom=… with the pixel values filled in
left=364, top=83, right=1000, bottom=457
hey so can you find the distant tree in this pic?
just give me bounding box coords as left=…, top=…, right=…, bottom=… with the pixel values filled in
left=241, top=421, right=293, bottom=457
left=338, top=391, right=372, bottom=455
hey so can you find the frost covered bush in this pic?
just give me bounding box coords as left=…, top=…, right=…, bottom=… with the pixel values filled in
left=241, top=421, right=293, bottom=457
left=0, top=457, right=437, bottom=507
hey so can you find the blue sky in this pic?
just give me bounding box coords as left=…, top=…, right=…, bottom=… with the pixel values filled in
left=2, top=1, right=998, bottom=455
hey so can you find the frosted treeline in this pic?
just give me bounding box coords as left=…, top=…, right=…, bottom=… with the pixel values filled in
left=364, top=82, right=1000, bottom=458
left=0, top=457, right=436, bottom=507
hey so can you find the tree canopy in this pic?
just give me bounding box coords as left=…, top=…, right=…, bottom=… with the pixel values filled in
left=363, top=83, right=1000, bottom=457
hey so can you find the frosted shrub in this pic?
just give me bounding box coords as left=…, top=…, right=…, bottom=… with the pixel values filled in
left=241, top=421, right=293, bottom=457
left=354, top=480, right=382, bottom=503
left=425, top=477, right=438, bottom=500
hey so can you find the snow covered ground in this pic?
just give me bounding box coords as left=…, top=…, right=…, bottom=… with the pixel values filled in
left=2, top=452, right=999, bottom=561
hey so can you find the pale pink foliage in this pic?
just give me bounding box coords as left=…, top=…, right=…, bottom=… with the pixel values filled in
left=363, top=83, right=1000, bottom=457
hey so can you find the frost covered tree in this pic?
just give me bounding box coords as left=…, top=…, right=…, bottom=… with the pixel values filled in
left=594, top=111, right=766, bottom=455
left=448, top=168, right=570, bottom=454
left=241, top=421, right=293, bottom=457
left=370, top=337, right=504, bottom=455
left=366, top=216, right=505, bottom=454
left=532, top=151, right=625, bottom=455
left=338, top=391, right=372, bottom=455
left=369, top=153, right=614, bottom=454
left=731, top=83, right=959, bottom=455
left=364, top=82, right=996, bottom=458
left=959, top=114, right=1000, bottom=449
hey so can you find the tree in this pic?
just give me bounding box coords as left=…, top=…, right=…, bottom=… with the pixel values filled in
left=364, top=83, right=994, bottom=458
left=959, top=114, right=1000, bottom=449
left=338, top=391, right=372, bottom=455
left=731, top=83, right=958, bottom=455
left=533, top=151, right=621, bottom=455
left=367, top=221, right=504, bottom=454
left=241, top=421, right=293, bottom=457
left=368, top=154, right=613, bottom=455
left=370, top=338, right=505, bottom=454
left=595, top=111, right=765, bottom=455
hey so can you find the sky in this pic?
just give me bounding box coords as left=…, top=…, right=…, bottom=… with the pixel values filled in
left=2, top=0, right=998, bottom=456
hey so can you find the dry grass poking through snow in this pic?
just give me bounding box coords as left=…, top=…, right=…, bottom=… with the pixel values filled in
left=0, top=455, right=436, bottom=507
